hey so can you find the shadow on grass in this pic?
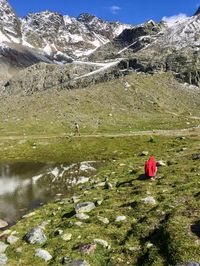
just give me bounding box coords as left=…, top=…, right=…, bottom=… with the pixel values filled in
left=191, top=220, right=200, bottom=238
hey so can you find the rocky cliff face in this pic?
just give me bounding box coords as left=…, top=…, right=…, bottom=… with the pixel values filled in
left=90, top=11, right=200, bottom=86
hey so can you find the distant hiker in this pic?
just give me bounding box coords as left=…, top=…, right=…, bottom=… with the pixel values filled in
left=145, top=156, right=157, bottom=178
left=74, top=122, right=80, bottom=136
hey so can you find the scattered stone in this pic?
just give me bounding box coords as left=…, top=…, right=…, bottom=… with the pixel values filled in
left=96, top=200, right=103, bottom=206
left=0, top=242, right=8, bottom=253
left=75, top=202, right=95, bottom=213
left=95, top=182, right=106, bottom=187
left=97, top=216, right=109, bottom=225
left=115, top=216, right=126, bottom=222
left=7, top=235, right=19, bottom=245
left=104, top=181, right=113, bottom=190
left=22, top=211, right=36, bottom=219
left=0, top=254, right=8, bottom=265
left=54, top=229, right=63, bottom=236
left=35, top=248, right=52, bottom=262
left=74, top=222, right=83, bottom=227
left=94, top=239, right=109, bottom=248
left=76, top=213, right=90, bottom=220
left=180, top=147, right=187, bottom=151
left=61, top=233, right=72, bottom=241
left=76, top=177, right=90, bottom=185
left=0, top=220, right=8, bottom=229
left=66, top=259, right=90, bottom=266
left=79, top=162, right=96, bottom=172
left=141, top=151, right=149, bottom=156
left=146, top=242, right=153, bottom=248
left=128, top=246, right=141, bottom=252
left=16, top=247, right=22, bottom=253
left=79, top=243, right=96, bottom=255
left=24, top=227, right=47, bottom=244
left=156, top=160, right=167, bottom=167
left=71, top=196, right=81, bottom=204
left=142, top=196, right=156, bottom=205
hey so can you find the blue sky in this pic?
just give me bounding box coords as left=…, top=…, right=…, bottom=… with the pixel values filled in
left=8, top=0, right=200, bottom=25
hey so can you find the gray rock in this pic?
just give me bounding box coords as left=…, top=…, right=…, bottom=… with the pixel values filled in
left=66, top=259, right=90, bottom=266
left=76, top=213, right=90, bottom=220
left=0, top=254, right=8, bottom=265
left=7, top=235, right=19, bottom=245
left=156, top=160, right=167, bottom=167
left=97, top=216, right=110, bottom=224
left=35, top=248, right=52, bottom=262
left=76, top=177, right=90, bottom=185
left=0, top=242, right=8, bottom=253
left=24, top=227, right=47, bottom=244
left=115, top=216, right=126, bottom=222
left=0, top=220, right=8, bottom=229
left=94, top=239, right=109, bottom=248
left=142, top=196, right=156, bottom=205
left=141, top=151, right=149, bottom=156
left=75, top=202, right=95, bottom=213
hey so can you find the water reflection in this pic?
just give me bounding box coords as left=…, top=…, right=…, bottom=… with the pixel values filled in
left=0, top=161, right=98, bottom=225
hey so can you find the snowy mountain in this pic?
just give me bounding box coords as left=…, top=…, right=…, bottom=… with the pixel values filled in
left=0, top=0, right=132, bottom=78
left=89, top=9, right=200, bottom=86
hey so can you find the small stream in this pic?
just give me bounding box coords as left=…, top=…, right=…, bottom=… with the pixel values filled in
left=0, top=161, right=100, bottom=226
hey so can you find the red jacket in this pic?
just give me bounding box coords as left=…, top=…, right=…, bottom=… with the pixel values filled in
left=145, top=156, right=157, bottom=177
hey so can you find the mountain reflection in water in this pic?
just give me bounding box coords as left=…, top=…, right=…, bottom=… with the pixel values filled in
left=0, top=161, right=98, bottom=225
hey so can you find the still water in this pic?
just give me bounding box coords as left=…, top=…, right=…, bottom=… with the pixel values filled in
left=0, top=161, right=98, bottom=226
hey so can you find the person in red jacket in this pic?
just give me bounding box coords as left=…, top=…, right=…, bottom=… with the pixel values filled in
left=145, top=156, right=157, bottom=178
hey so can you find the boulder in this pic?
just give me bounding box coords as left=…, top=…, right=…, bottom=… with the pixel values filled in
left=24, top=227, right=47, bottom=244
left=97, top=216, right=109, bottom=225
left=115, top=216, right=126, bottom=222
left=141, top=151, right=149, bottom=156
left=75, top=202, right=95, bottom=213
left=156, top=160, right=167, bottom=167
left=142, top=196, right=156, bottom=205
left=94, top=239, right=109, bottom=248
left=35, top=248, right=52, bottom=262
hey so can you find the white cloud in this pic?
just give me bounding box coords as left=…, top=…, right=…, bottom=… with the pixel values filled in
left=162, top=13, right=188, bottom=26
left=110, top=5, right=121, bottom=15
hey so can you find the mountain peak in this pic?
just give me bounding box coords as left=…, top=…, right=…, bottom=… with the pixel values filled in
left=194, top=6, right=200, bottom=16
left=77, top=13, right=98, bottom=23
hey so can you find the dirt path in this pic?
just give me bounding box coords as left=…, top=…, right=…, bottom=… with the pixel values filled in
left=0, top=127, right=199, bottom=141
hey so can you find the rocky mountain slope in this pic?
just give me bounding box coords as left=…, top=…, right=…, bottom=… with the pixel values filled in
left=90, top=10, right=200, bottom=86
left=0, top=0, right=131, bottom=80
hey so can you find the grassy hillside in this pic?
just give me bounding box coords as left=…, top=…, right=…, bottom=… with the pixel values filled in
left=1, top=132, right=200, bottom=266
left=0, top=71, right=199, bottom=136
